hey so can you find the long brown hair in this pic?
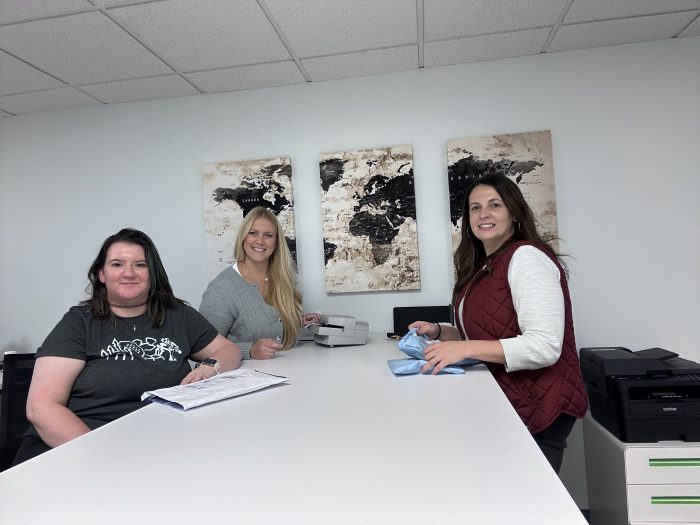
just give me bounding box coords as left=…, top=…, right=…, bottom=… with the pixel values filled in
left=453, top=174, right=564, bottom=302
left=234, top=207, right=303, bottom=348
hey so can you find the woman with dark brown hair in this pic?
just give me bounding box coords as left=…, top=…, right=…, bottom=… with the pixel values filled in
left=410, top=174, right=588, bottom=473
left=14, top=228, right=241, bottom=465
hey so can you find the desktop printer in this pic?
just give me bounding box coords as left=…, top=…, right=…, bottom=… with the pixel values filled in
left=311, top=314, right=369, bottom=347
left=580, top=347, right=700, bottom=443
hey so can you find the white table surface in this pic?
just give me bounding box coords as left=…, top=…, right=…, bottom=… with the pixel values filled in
left=0, top=337, right=586, bottom=525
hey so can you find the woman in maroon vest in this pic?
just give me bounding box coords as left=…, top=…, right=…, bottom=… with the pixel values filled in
left=410, top=174, right=588, bottom=473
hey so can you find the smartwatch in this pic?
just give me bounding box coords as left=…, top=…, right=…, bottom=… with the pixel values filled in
left=200, top=358, right=220, bottom=374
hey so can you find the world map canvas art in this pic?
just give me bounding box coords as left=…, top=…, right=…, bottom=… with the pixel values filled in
left=319, top=145, right=420, bottom=294
left=447, top=130, right=558, bottom=254
left=202, top=156, right=296, bottom=280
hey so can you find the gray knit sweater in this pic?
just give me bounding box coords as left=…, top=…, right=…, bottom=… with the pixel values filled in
left=199, top=266, right=283, bottom=359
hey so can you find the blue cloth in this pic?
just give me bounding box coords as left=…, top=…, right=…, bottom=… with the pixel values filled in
left=388, top=358, right=466, bottom=375
left=388, top=329, right=480, bottom=376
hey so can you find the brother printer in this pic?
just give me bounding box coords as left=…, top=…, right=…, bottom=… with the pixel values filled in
left=580, top=347, right=700, bottom=443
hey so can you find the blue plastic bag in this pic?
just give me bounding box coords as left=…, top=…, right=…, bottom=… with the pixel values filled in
left=389, top=329, right=480, bottom=375
left=388, top=358, right=466, bottom=375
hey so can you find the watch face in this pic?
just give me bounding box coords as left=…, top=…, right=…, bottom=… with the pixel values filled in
left=202, top=358, right=218, bottom=366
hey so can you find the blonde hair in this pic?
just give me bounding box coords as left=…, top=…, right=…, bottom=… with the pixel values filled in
left=234, top=207, right=303, bottom=348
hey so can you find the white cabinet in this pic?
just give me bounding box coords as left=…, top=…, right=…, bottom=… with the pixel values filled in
left=583, top=415, right=700, bottom=525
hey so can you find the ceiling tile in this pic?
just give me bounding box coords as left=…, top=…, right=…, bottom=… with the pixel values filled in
left=0, top=11, right=172, bottom=85
left=0, top=0, right=93, bottom=25
left=425, top=28, right=551, bottom=68
left=90, top=0, right=147, bottom=6
left=550, top=12, right=696, bottom=52
left=302, top=45, right=417, bottom=82
left=80, top=75, right=200, bottom=104
left=424, top=0, right=568, bottom=41
left=564, top=0, right=700, bottom=24
left=265, top=0, right=416, bottom=57
left=108, top=0, right=291, bottom=72
left=0, top=87, right=101, bottom=115
left=185, top=61, right=305, bottom=93
left=679, top=15, right=700, bottom=36
left=0, top=50, right=65, bottom=96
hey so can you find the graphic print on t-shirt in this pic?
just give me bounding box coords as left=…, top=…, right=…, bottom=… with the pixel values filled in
left=101, top=337, right=182, bottom=361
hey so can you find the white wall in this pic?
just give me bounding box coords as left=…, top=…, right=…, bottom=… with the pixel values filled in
left=1, top=37, right=699, bottom=507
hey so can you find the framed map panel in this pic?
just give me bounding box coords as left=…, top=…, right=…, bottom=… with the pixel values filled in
left=319, top=145, right=420, bottom=293
left=447, top=130, right=558, bottom=254
left=202, top=156, right=295, bottom=280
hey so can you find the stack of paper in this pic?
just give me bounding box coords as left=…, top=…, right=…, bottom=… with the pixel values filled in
left=141, top=369, right=288, bottom=410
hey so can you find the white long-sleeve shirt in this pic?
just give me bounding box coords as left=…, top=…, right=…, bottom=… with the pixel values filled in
left=457, top=245, right=565, bottom=372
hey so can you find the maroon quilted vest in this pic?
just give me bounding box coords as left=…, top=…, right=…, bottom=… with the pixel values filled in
left=454, top=240, right=588, bottom=434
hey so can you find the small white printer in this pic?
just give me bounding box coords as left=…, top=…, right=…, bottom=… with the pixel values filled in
left=311, top=314, right=369, bottom=347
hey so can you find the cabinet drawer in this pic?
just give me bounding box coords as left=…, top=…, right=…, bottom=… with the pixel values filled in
left=626, top=446, right=700, bottom=484
left=628, top=484, right=700, bottom=523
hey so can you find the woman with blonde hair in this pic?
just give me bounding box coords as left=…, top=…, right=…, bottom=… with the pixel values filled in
left=200, top=207, right=319, bottom=359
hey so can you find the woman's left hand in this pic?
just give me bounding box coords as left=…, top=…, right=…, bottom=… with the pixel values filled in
left=422, top=341, right=471, bottom=375
left=181, top=364, right=218, bottom=384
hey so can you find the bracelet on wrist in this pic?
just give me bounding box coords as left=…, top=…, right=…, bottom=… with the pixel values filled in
left=433, top=322, right=442, bottom=340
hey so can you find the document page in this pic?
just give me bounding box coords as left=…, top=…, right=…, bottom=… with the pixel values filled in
left=141, top=369, right=288, bottom=410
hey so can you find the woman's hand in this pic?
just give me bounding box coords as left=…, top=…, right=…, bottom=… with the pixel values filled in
left=303, top=312, right=321, bottom=326
left=181, top=362, right=219, bottom=384
left=408, top=320, right=440, bottom=339
left=250, top=338, right=283, bottom=359
left=185, top=334, right=242, bottom=384
left=421, top=340, right=471, bottom=375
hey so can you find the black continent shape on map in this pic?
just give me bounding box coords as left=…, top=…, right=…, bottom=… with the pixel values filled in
left=211, top=176, right=296, bottom=261
left=319, top=158, right=345, bottom=192
left=285, top=237, right=297, bottom=263
left=323, top=240, right=337, bottom=265
left=447, top=154, right=542, bottom=226
left=212, top=179, right=290, bottom=217
left=261, top=163, right=291, bottom=179
left=348, top=171, right=416, bottom=246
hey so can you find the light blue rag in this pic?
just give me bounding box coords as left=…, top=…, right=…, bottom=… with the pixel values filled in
left=388, top=329, right=480, bottom=375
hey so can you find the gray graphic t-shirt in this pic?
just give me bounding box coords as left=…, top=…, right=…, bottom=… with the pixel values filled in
left=34, top=303, right=217, bottom=431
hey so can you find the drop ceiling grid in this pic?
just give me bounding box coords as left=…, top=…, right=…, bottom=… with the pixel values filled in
left=185, top=61, right=306, bottom=93
left=106, top=0, right=292, bottom=72
left=423, top=0, right=570, bottom=41
left=549, top=11, right=698, bottom=52
left=0, top=10, right=172, bottom=85
left=302, top=45, right=419, bottom=82
left=563, top=0, right=700, bottom=24
left=0, top=0, right=94, bottom=25
left=0, top=87, right=101, bottom=115
left=0, top=0, right=698, bottom=117
left=80, top=75, right=201, bottom=104
left=263, top=0, right=418, bottom=57
left=424, top=27, right=553, bottom=68
left=0, top=50, right=65, bottom=96
left=684, top=15, right=700, bottom=35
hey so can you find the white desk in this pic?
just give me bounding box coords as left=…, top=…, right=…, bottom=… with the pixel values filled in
left=0, top=338, right=586, bottom=525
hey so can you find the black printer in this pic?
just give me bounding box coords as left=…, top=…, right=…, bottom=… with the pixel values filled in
left=580, top=347, right=700, bottom=443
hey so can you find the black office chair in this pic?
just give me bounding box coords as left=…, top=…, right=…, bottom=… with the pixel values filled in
left=0, top=352, right=36, bottom=471
left=391, top=305, right=453, bottom=337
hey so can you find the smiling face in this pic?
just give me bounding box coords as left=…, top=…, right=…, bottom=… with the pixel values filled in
left=242, top=217, right=277, bottom=265
left=467, top=184, right=517, bottom=255
left=98, top=242, right=150, bottom=306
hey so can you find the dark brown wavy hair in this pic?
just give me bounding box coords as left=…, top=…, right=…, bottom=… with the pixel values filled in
left=81, top=228, right=183, bottom=327
left=453, top=174, right=565, bottom=302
